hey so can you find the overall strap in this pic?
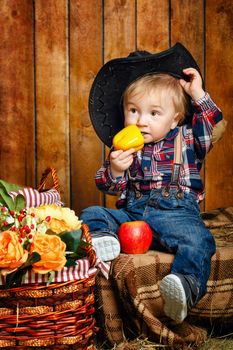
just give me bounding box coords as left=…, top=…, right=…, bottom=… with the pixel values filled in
left=162, top=127, right=183, bottom=198
left=170, top=127, right=183, bottom=185
left=162, top=127, right=184, bottom=198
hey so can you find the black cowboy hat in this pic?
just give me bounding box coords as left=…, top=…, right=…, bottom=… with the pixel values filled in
left=89, top=42, right=203, bottom=147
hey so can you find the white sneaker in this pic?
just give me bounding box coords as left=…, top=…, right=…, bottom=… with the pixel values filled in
left=91, top=235, right=121, bottom=261
left=160, top=274, right=187, bottom=323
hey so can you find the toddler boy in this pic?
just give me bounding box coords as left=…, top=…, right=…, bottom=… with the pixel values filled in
left=81, top=43, right=223, bottom=322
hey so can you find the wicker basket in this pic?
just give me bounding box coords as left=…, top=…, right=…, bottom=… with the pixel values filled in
left=37, top=167, right=60, bottom=193
left=0, top=224, right=97, bottom=349
left=0, top=202, right=98, bottom=348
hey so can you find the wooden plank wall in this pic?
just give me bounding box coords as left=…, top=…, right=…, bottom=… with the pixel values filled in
left=0, top=0, right=232, bottom=215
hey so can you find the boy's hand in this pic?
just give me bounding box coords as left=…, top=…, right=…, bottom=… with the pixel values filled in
left=180, top=67, right=205, bottom=101
left=110, top=148, right=135, bottom=178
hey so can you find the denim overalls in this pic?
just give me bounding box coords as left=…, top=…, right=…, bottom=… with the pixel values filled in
left=81, top=129, right=216, bottom=301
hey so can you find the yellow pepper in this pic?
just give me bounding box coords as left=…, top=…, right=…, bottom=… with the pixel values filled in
left=113, top=125, right=144, bottom=151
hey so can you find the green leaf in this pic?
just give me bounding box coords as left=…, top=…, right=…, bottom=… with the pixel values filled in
left=65, top=258, right=77, bottom=267
left=14, top=194, right=26, bottom=212
left=0, top=188, right=15, bottom=211
left=20, top=252, right=41, bottom=269
left=65, top=240, right=91, bottom=263
left=61, top=230, right=92, bottom=267
left=0, top=179, right=21, bottom=193
left=60, top=229, right=82, bottom=252
left=5, top=269, right=25, bottom=289
left=5, top=252, right=41, bottom=288
left=75, top=240, right=91, bottom=257
left=0, top=180, right=25, bottom=211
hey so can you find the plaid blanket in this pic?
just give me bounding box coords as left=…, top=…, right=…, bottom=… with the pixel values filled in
left=96, top=207, right=233, bottom=349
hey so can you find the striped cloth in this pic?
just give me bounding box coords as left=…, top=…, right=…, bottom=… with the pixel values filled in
left=0, top=258, right=110, bottom=285
left=9, top=187, right=62, bottom=207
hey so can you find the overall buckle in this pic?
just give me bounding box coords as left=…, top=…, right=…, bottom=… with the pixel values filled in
left=162, top=186, right=170, bottom=198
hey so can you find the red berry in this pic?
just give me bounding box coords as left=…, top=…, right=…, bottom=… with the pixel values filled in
left=20, top=209, right=25, bottom=215
left=9, top=210, right=15, bottom=216
left=23, top=225, right=31, bottom=234
left=45, top=216, right=51, bottom=222
left=31, top=224, right=35, bottom=229
left=20, top=232, right=26, bottom=238
left=30, top=213, right=35, bottom=217
left=28, top=234, right=33, bottom=239
left=1, top=207, right=6, bottom=213
left=3, top=221, right=8, bottom=226
left=18, top=216, right=23, bottom=222
left=19, top=239, right=23, bottom=244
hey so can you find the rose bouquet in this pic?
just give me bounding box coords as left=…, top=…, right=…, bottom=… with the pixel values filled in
left=0, top=180, right=89, bottom=288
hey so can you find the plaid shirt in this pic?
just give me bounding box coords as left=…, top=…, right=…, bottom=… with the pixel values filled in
left=95, top=93, right=222, bottom=206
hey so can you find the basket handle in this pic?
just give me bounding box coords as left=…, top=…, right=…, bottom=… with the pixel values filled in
left=38, top=167, right=59, bottom=192
left=81, top=224, right=97, bottom=267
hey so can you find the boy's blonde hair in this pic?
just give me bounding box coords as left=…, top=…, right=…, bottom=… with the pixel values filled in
left=123, top=73, right=189, bottom=124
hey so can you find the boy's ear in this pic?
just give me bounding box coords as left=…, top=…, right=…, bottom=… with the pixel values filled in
left=171, top=112, right=181, bottom=129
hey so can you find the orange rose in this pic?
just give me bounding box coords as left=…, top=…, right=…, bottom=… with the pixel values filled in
left=0, top=231, right=28, bottom=276
left=29, top=234, right=66, bottom=274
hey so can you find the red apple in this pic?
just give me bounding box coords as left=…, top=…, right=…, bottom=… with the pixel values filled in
left=118, top=221, right=153, bottom=254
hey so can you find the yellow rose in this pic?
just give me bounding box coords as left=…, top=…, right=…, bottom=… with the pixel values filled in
left=29, top=205, right=82, bottom=233
left=29, top=234, right=66, bottom=274
left=0, top=231, right=28, bottom=276
left=46, top=218, right=73, bottom=233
